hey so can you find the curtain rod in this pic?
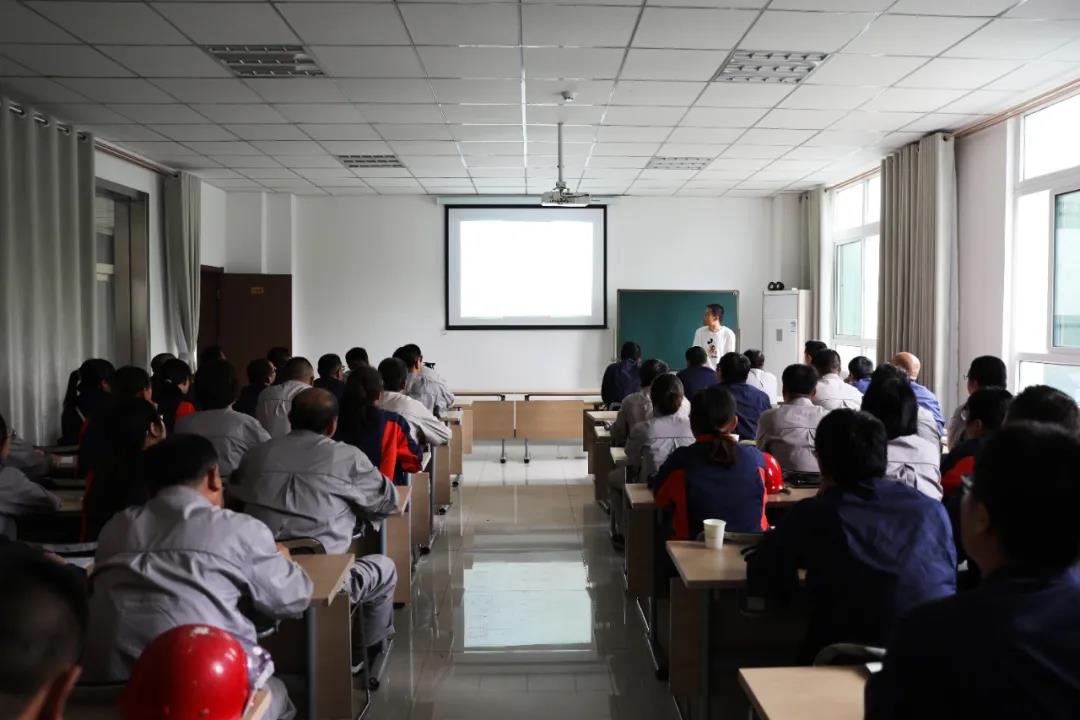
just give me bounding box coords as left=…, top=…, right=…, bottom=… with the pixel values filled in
left=952, top=77, right=1080, bottom=140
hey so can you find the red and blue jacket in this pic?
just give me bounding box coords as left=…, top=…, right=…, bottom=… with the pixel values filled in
left=941, top=436, right=984, bottom=499
left=650, top=435, right=769, bottom=540
left=336, top=409, right=422, bottom=486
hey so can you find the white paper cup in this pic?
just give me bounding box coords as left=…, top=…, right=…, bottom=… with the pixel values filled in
left=703, top=519, right=726, bottom=549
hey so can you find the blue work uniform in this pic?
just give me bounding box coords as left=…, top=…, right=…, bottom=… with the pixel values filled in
left=721, top=381, right=773, bottom=439
left=601, top=360, right=640, bottom=406
left=676, top=365, right=718, bottom=404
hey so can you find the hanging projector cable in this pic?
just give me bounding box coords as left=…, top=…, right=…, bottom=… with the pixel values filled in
left=540, top=122, right=591, bottom=208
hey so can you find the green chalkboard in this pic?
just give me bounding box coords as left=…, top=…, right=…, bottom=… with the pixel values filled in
left=615, top=289, right=740, bottom=367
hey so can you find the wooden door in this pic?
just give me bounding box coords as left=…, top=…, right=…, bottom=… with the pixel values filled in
left=198, top=265, right=223, bottom=352
left=218, top=274, right=292, bottom=369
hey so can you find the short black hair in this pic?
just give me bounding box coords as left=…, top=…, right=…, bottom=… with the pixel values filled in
left=317, top=353, right=343, bottom=379
left=861, top=371, right=919, bottom=439
left=811, top=349, right=841, bottom=376
left=113, top=366, right=151, bottom=400
left=378, top=357, right=409, bottom=392
left=685, top=346, right=708, bottom=367
left=848, top=356, right=874, bottom=381
left=0, top=411, right=7, bottom=440
left=159, top=358, right=193, bottom=386
left=266, top=346, right=291, bottom=369
left=620, top=341, right=642, bottom=362
left=1007, top=385, right=1079, bottom=433
left=289, top=387, right=339, bottom=433
left=639, top=358, right=670, bottom=388
left=197, top=345, right=226, bottom=367
left=705, top=303, right=724, bottom=320
left=247, top=358, right=275, bottom=385
left=973, top=422, right=1080, bottom=571
left=150, top=353, right=175, bottom=374
left=743, top=349, right=765, bottom=369
left=650, top=374, right=684, bottom=417
left=345, top=347, right=369, bottom=369
left=719, top=352, right=751, bottom=383
left=346, top=365, right=383, bottom=407
left=143, top=434, right=219, bottom=495
left=815, top=410, right=888, bottom=486
left=690, top=384, right=736, bottom=435
left=193, top=360, right=239, bottom=410
left=805, top=340, right=827, bottom=358
left=393, top=345, right=421, bottom=369
left=283, top=356, right=314, bottom=382
left=781, top=364, right=818, bottom=396
left=967, top=355, right=1007, bottom=389
left=966, top=387, right=1013, bottom=432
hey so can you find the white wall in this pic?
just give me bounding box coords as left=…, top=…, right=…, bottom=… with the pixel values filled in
left=200, top=183, right=227, bottom=269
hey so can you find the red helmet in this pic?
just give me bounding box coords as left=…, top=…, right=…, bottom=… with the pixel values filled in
left=762, top=452, right=784, bottom=494
left=122, top=625, right=251, bottom=720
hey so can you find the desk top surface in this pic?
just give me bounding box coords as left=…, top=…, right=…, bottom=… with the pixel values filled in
left=737, top=666, right=868, bottom=720
left=625, top=483, right=655, bottom=508
left=245, top=689, right=272, bottom=720
left=586, top=410, right=619, bottom=422
left=294, top=554, right=353, bottom=606
left=768, top=487, right=818, bottom=505
left=610, top=447, right=628, bottom=466
left=454, top=389, right=601, bottom=396
left=55, top=489, right=83, bottom=513
left=594, top=427, right=611, bottom=441
left=666, top=540, right=754, bottom=589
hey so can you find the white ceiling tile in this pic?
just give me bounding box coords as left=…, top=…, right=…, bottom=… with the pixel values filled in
left=695, top=83, right=795, bottom=108
left=390, top=140, right=461, bottom=155
left=99, top=46, right=232, bottom=78
left=888, top=0, right=1015, bottom=15
left=759, top=108, right=846, bottom=129
left=149, top=124, right=238, bottom=141
left=771, top=0, right=891, bottom=9
left=259, top=178, right=321, bottom=190
left=450, top=125, right=522, bottom=141
left=984, top=60, right=1080, bottom=90
left=779, top=85, right=880, bottom=110
left=402, top=4, right=519, bottom=45
left=0, top=45, right=130, bottom=77
left=296, top=124, right=380, bottom=140
left=844, top=15, right=985, bottom=56
left=526, top=141, right=591, bottom=157
left=740, top=11, right=875, bottom=52
left=468, top=166, right=525, bottom=176
left=621, top=49, right=728, bottom=81
left=805, top=128, right=885, bottom=145
left=656, top=143, right=727, bottom=157
left=58, top=78, right=173, bottom=103
left=441, top=105, right=521, bottom=124
left=465, top=156, right=523, bottom=169
left=898, top=58, right=1023, bottom=89
left=638, top=169, right=698, bottom=180
left=667, top=126, right=743, bottom=143
left=1005, top=0, right=1080, bottom=19
left=527, top=105, right=606, bottom=124
left=459, top=141, right=523, bottom=156
left=115, top=140, right=201, bottom=157
left=30, top=2, right=187, bottom=43
left=190, top=104, right=286, bottom=123
left=937, top=89, right=1016, bottom=114
left=588, top=155, right=650, bottom=168
left=277, top=3, right=410, bottom=44
left=782, top=145, right=856, bottom=160
left=87, top=124, right=167, bottom=141
left=0, top=3, right=75, bottom=43
left=269, top=105, right=364, bottom=125
left=721, top=144, right=792, bottom=158
left=861, top=87, right=967, bottom=112
left=764, top=158, right=829, bottom=173
left=205, top=179, right=266, bottom=190
left=418, top=47, right=521, bottom=79
left=375, top=124, right=453, bottom=141
left=217, top=155, right=282, bottom=168
left=633, top=8, right=756, bottom=49
left=901, top=112, right=988, bottom=132
left=525, top=80, right=614, bottom=105
left=0, top=77, right=87, bottom=102
left=111, top=104, right=210, bottom=123
left=291, top=168, right=356, bottom=180
left=182, top=140, right=261, bottom=155
left=1048, top=39, right=1080, bottom=61
left=154, top=79, right=262, bottom=103
left=611, top=81, right=703, bottom=106
left=326, top=186, right=377, bottom=196
left=527, top=124, right=596, bottom=142
left=431, top=79, right=521, bottom=105
left=880, top=130, right=924, bottom=147
left=522, top=6, right=639, bottom=46
left=153, top=2, right=299, bottom=44
left=402, top=157, right=469, bottom=176
left=311, top=47, right=425, bottom=78
left=245, top=79, right=346, bottom=103
left=225, top=124, right=310, bottom=140
left=42, top=103, right=132, bottom=124
left=251, top=140, right=329, bottom=155
left=805, top=54, right=928, bottom=86
left=602, top=105, right=686, bottom=125
left=830, top=110, right=925, bottom=131
left=0, top=58, right=35, bottom=76
left=272, top=155, right=339, bottom=168
left=582, top=167, right=644, bottom=178
left=356, top=104, right=445, bottom=123
left=946, top=19, right=1080, bottom=59
left=318, top=140, right=393, bottom=155
left=523, top=48, right=624, bottom=80
left=241, top=167, right=304, bottom=180
left=338, top=79, right=434, bottom=104
left=738, top=128, right=816, bottom=145
left=190, top=168, right=245, bottom=180
left=681, top=107, right=769, bottom=127
left=595, top=126, right=673, bottom=141
left=591, top=142, right=660, bottom=156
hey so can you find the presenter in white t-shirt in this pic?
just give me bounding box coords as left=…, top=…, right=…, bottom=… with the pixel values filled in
left=692, top=303, right=737, bottom=370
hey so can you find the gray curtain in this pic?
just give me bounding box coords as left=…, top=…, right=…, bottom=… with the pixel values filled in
left=0, top=98, right=96, bottom=444
left=879, top=133, right=958, bottom=406
left=799, top=187, right=823, bottom=338
left=164, top=172, right=201, bottom=365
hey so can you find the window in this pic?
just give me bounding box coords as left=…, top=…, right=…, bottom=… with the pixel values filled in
left=1022, top=92, right=1080, bottom=181
left=1054, top=189, right=1080, bottom=348
left=94, top=184, right=150, bottom=366
left=830, top=176, right=880, bottom=368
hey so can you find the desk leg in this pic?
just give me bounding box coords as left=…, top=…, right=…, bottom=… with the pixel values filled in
left=499, top=439, right=507, bottom=464
left=387, top=509, right=412, bottom=606
left=523, top=438, right=530, bottom=464
left=411, top=473, right=431, bottom=553
left=306, top=608, right=318, bottom=720
left=700, top=590, right=712, bottom=720
left=435, top=444, right=451, bottom=508
left=317, top=599, right=354, bottom=719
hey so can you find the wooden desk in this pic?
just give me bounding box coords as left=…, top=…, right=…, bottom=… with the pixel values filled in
left=471, top=399, right=515, bottom=441
left=667, top=540, right=753, bottom=590
left=446, top=412, right=464, bottom=476
left=767, top=487, right=817, bottom=507
left=385, top=485, right=412, bottom=605
left=738, top=666, right=867, bottom=720
left=583, top=410, right=618, bottom=463
left=515, top=399, right=590, bottom=441
left=410, top=472, right=432, bottom=552
left=55, top=489, right=83, bottom=514
left=610, top=447, right=627, bottom=467
left=434, top=439, right=452, bottom=508
left=624, top=484, right=656, bottom=600
left=245, top=689, right=272, bottom=720
left=291, top=553, right=353, bottom=720
left=591, top=428, right=612, bottom=504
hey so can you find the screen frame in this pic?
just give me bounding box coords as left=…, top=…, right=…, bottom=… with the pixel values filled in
left=444, top=203, right=609, bottom=331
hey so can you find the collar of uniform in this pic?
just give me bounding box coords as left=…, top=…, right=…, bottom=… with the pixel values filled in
left=154, top=484, right=213, bottom=508
left=786, top=396, right=814, bottom=407
left=821, top=373, right=843, bottom=384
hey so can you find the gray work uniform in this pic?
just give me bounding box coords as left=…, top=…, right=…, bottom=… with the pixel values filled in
left=625, top=414, right=695, bottom=482
left=255, top=380, right=310, bottom=438
left=755, top=397, right=827, bottom=475
left=380, top=390, right=451, bottom=446
left=610, top=389, right=690, bottom=447
left=83, top=485, right=312, bottom=720
left=812, top=374, right=865, bottom=411
left=231, top=430, right=399, bottom=646
left=916, top=406, right=943, bottom=445
left=886, top=435, right=943, bottom=500
left=0, top=465, right=62, bottom=539
left=8, top=436, right=49, bottom=479
left=174, top=408, right=270, bottom=477
left=748, top=368, right=779, bottom=406
left=946, top=402, right=967, bottom=450
left=405, top=366, right=455, bottom=416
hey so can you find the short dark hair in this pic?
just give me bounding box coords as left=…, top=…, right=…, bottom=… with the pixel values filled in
left=346, top=365, right=383, bottom=407
left=805, top=340, right=828, bottom=358
left=378, top=357, right=409, bottom=392
left=159, top=358, right=192, bottom=386
left=966, top=387, right=1013, bottom=432
left=0, top=412, right=7, bottom=440
left=811, top=349, right=841, bottom=376
left=861, top=371, right=919, bottom=439
left=197, top=345, right=226, bottom=367
left=814, top=410, right=888, bottom=486
left=317, top=353, right=343, bottom=378
left=393, top=345, right=422, bottom=369
left=283, top=356, right=314, bottom=382
left=719, top=352, right=750, bottom=383
left=143, top=434, right=219, bottom=495
left=620, top=341, right=642, bottom=362
left=1007, top=385, right=1079, bottom=433
left=639, top=358, right=670, bottom=388
left=705, top=303, right=724, bottom=320
left=967, top=355, right=1007, bottom=389
left=246, top=358, right=275, bottom=385
left=345, top=347, right=369, bottom=369
left=973, top=422, right=1080, bottom=571
left=193, top=360, right=239, bottom=410
left=266, top=346, right=291, bottom=369
left=848, top=356, right=874, bottom=380
left=685, top=346, right=708, bottom=367
left=689, top=385, right=738, bottom=466
left=650, top=374, right=684, bottom=417
left=781, top=364, right=818, bottom=396
left=113, top=366, right=151, bottom=400
left=150, top=353, right=175, bottom=374
left=743, top=349, right=765, bottom=369
left=289, top=387, right=339, bottom=433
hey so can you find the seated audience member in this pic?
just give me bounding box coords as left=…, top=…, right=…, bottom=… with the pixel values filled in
left=873, top=364, right=940, bottom=444
left=345, top=347, right=369, bottom=376
left=866, top=423, right=1080, bottom=719
left=745, top=349, right=779, bottom=406
left=5, top=432, right=51, bottom=481
left=231, top=389, right=398, bottom=671
left=83, top=435, right=310, bottom=720
left=611, top=359, right=689, bottom=446
left=336, top=367, right=422, bottom=485
left=941, top=387, right=1012, bottom=499
left=677, top=346, right=718, bottom=403
left=197, top=345, right=226, bottom=367
left=60, top=359, right=114, bottom=445
left=848, top=356, right=874, bottom=393
left=150, top=352, right=175, bottom=375
left=811, top=349, right=864, bottom=411
left=892, top=352, right=945, bottom=434
left=625, top=374, right=695, bottom=482
left=749, top=410, right=956, bottom=663
left=804, top=340, right=827, bottom=365
left=651, top=385, right=769, bottom=539
left=154, top=359, right=196, bottom=432
left=1006, top=384, right=1080, bottom=433
left=0, top=412, right=61, bottom=539
left=377, top=358, right=451, bottom=446
left=81, top=399, right=166, bottom=541
left=948, top=355, right=1008, bottom=448
left=175, top=361, right=270, bottom=478
left=718, top=352, right=772, bottom=439
left=314, top=353, right=346, bottom=402
left=235, top=358, right=275, bottom=418
left=266, top=346, right=291, bottom=385
left=601, top=341, right=642, bottom=407
left=256, top=356, right=314, bottom=438
left=861, top=370, right=943, bottom=500
left=78, top=366, right=153, bottom=478
left=0, top=546, right=87, bottom=720
left=755, top=364, right=828, bottom=477
left=395, top=344, right=455, bottom=416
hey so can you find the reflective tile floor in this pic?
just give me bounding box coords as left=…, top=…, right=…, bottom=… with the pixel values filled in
left=364, top=441, right=680, bottom=720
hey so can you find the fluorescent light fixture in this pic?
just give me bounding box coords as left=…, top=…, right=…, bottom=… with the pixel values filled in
left=714, top=50, right=827, bottom=84
left=207, top=45, right=323, bottom=78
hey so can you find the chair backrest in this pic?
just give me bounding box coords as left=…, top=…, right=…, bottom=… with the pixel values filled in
left=278, top=537, right=325, bottom=555
left=812, top=643, right=887, bottom=666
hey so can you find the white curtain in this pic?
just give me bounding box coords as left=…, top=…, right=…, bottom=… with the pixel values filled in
left=799, top=187, right=827, bottom=339
left=164, top=172, right=201, bottom=365
left=879, top=133, right=958, bottom=407
left=0, top=98, right=96, bottom=444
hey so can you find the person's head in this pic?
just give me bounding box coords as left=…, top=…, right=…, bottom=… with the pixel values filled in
left=317, top=353, right=344, bottom=381
left=283, top=356, right=315, bottom=385
left=345, top=347, right=369, bottom=372
left=143, top=434, right=222, bottom=507
left=718, top=352, right=751, bottom=384
left=266, top=347, right=290, bottom=371
left=113, top=366, right=152, bottom=403
left=150, top=353, right=175, bottom=375
left=79, top=359, right=116, bottom=394
left=392, top=345, right=422, bottom=373
left=639, top=358, right=670, bottom=389
left=964, top=387, right=1013, bottom=440
left=158, top=359, right=193, bottom=395
left=891, top=352, right=922, bottom=381
left=192, top=361, right=239, bottom=411
left=0, top=549, right=87, bottom=720
left=814, top=409, right=888, bottom=488
left=108, top=398, right=167, bottom=454
left=861, top=371, right=918, bottom=439
left=743, top=349, right=765, bottom=370
left=0, top=412, right=11, bottom=462
left=649, top=374, right=684, bottom=417
left=703, top=303, right=724, bottom=329
left=689, top=385, right=739, bottom=465
left=620, top=341, right=642, bottom=363
left=848, top=356, right=874, bottom=382
left=811, top=349, right=842, bottom=378
left=343, top=366, right=384, bottom=414
left=781, top=364, right=818, bottom=401
left=684, top=346, right=708, bottom=368
left=289, top=388, right=339, bottom=438
left=804, top=340, right=827, bottom=365
left=963, top=422, right=1080, bottom=576
left=246, top=358, right=275, bottom=387
left=966, top=355, right=1007, bottom=394
left=197, top=346, right=226, bottom=368
left=1006, top=385, right=1080, bottom=434
left=378, top=358, right=409, bottom=393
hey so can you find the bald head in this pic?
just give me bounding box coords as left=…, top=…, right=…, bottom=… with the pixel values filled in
left=288, top=387, right=339, bottom=436
left=892, top=352, right=921, bottom=381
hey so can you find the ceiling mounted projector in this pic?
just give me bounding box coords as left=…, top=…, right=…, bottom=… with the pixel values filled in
left=541, top=122, right=591, bottom=208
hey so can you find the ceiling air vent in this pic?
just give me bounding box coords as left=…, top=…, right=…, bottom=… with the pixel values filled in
left=207, top=45, right=323, bottom=78
left=645, top=157, right=713, bottom=171
left=337, top=154, right=405, bottom=169
left=714, top=50, right=827, bottom=84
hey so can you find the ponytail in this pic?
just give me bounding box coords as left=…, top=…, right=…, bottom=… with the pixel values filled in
left=689, top=385, right=739, bottom=468
left=710, top=433, right=737, bottom=467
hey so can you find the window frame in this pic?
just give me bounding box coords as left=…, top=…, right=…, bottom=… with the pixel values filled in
left=830, top=175, right=881, bottom=358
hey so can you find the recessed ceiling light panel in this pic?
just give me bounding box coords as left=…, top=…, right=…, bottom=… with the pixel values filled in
left=337, top=154, right=405, bottom=169
left=645, top=157, right=713, bottom=171
left=207, top=45, right=324, bottom=78
left=714, top=50, right=827, bottom=84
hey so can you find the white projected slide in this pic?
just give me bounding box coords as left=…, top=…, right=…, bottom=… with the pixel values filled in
left=446, top=206, right=607, bottom=328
